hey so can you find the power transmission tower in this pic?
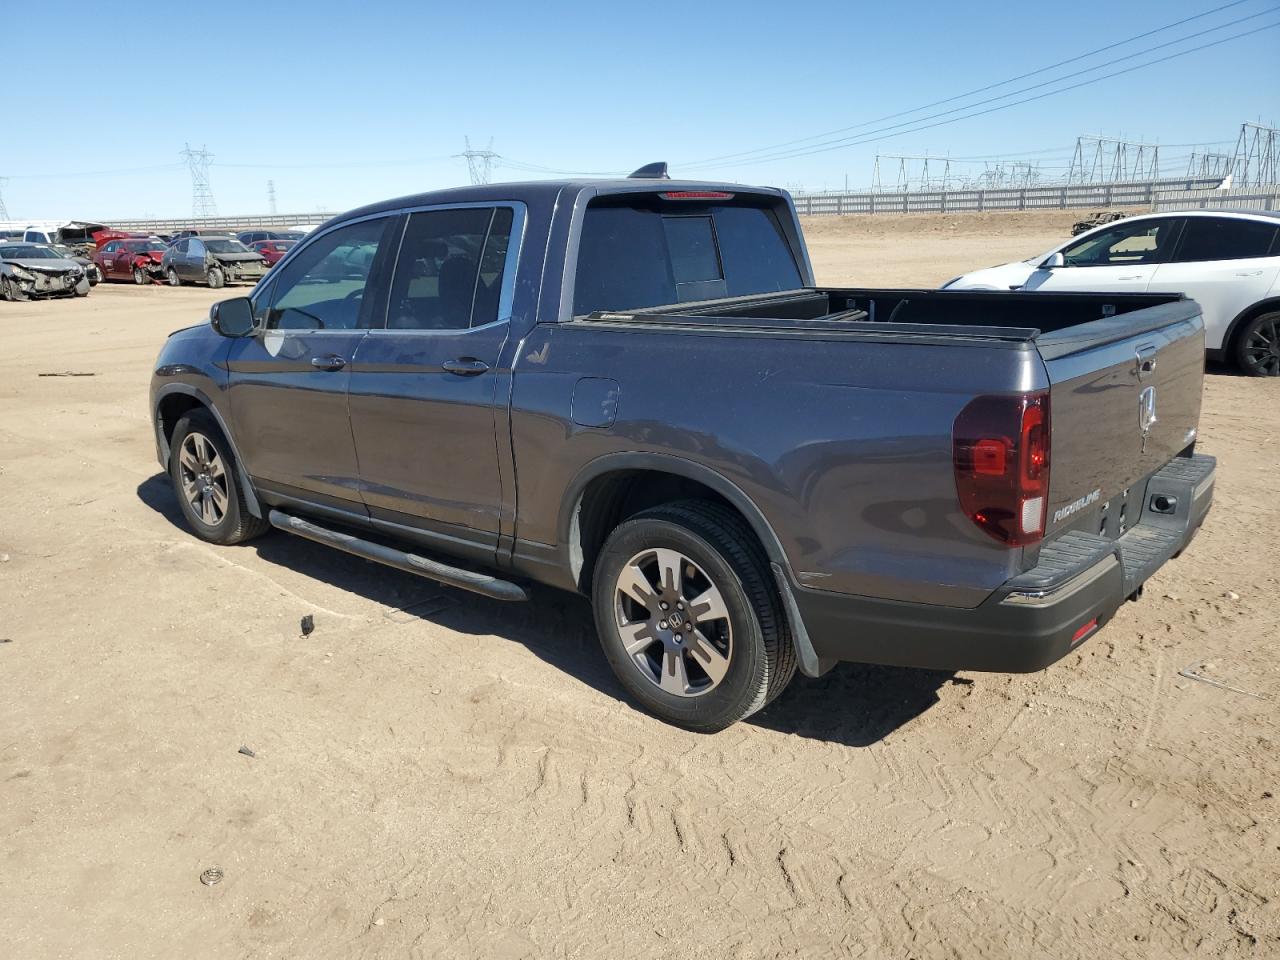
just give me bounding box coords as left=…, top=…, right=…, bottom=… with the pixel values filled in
left=1067, top=136, right=1160, bottom=184
left=180, top=143, right=218, bottom=218
left=455, top=137, right=498, bottom=185
left=267, top=180, right=278, bottom=215
left=0, top=177, right=9, bottom=220
left=1186, top=149, right=1233, bottom=179
left=872, top=153, right=953, bottom=192
left=1228, top=122, right=1278, bottom=186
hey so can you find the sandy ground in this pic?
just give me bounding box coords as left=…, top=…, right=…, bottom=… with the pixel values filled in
left=1, top=211, right=1277, bottom=959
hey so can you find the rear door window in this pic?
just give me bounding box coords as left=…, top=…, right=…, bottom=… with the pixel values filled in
left=1171, top=217, right=1280, bottom=262
left=385, top=206, right=514, bottom=330
left=573, top=198, right=803, bottom=315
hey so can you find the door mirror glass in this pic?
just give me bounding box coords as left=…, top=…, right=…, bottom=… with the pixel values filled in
left=211, top=297, right=256, bottom=337
left=1041, top=252, right=1065, bottom=269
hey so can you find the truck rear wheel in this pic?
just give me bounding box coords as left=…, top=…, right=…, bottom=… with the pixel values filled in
left=169, top=410, right=268, bottom=545
left=1236, top=310, right=1280, bottom=377
left=592, top=500, right=796, bottom=732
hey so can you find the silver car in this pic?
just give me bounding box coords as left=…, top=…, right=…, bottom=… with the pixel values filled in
left=0, top=243, right=90, bottom=301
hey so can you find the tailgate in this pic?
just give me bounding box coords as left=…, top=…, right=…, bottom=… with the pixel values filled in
left=1038, top=299, right=1204, bottom=539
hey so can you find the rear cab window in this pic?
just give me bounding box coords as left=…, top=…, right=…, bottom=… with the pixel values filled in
left=572, top=193, right=803, bottom=316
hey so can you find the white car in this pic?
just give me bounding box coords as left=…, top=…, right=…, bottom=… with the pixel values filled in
left=943, top=210, right=1280, bottom=375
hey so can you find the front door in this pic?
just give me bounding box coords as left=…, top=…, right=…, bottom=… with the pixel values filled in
left=347, top=205, right=520, bottom=560
left=1025, top=217, right=1182, bottom=293
left=225, top=215, right=398, bottom=513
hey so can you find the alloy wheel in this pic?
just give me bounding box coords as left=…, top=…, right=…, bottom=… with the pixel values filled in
left=613, top=548, right=733, bottom=697
left=1243, top=316, right=1280, bottom=376
left=178, top=432, right=229, bottom=526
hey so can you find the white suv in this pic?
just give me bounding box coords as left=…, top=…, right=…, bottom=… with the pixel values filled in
left=943, top=210, right=1280, bottom=375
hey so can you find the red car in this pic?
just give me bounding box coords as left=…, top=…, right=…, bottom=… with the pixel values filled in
left=95, top=237, right=170, bottom=284
left=250, top=239, right=296, bottom=267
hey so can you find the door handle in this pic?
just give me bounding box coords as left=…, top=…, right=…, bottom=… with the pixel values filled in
left=1236, top=270, right=1264, bottom=277
left=1115, top=275, right=1145, bottom=281
left=442, top=358, right=490, bottom=376
left=310, top=355, right=347, bottom=371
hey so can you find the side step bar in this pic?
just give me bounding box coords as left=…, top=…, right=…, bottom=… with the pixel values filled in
left=267, top=510, right=529, bottom=602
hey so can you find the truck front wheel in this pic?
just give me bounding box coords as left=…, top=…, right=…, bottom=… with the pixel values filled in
left=592, top=500, right=796, bottom=732
left=169, top=410, right=268, bottom=545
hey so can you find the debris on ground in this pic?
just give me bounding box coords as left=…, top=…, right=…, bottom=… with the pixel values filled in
left=1177, top=661, right=1268, bottom=700
left=199, top=867, right=224, bottom=886
left=300, top=614, right=315, bottom=637
left=1224, top=590, right=1240, bottom=600
left=0, top=638, right=11, bottom=644
left=37, top=371, right=96, bottom=377
left=238, top=746, right=256, bottom=758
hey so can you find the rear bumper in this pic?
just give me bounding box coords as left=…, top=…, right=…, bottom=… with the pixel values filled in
left=794, top=453, right=1215, bottom=673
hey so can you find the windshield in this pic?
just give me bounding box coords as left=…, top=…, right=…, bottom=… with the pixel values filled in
left=0, top=244, right=62, bottom=260
left=126, top=241, right=168, bottom=253
left=205, top=239, right=251, bottom=254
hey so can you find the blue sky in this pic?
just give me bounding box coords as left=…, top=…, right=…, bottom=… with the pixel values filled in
left=3, top=0, right=1277, bottom=220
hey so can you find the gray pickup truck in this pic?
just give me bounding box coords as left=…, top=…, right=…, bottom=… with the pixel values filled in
left=150, top=166, right=1215, bottom=731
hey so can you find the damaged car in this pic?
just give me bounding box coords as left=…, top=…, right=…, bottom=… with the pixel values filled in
left=49, top=244, right=103, bottom=285
left=0, top=243, right=91, bottom=300
left=162, top=235, right=267, bottom=288
left=95, top=237, right=170, bottom=285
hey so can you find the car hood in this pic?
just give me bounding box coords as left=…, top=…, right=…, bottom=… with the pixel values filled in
left=944, top=259, right=1040, bottom=290
left=135, top=251, right=165, bottom=263
left=3, top=257, right=81, bottom=272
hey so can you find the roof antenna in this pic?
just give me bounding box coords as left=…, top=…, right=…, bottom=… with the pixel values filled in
left=628, top=162, right=669, bottom=180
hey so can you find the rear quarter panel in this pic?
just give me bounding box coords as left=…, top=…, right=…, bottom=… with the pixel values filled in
left=509, top=323, right=1046, bottom=608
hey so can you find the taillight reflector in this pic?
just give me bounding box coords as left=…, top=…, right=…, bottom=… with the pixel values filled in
left=953, top=392, right=1051, bottom=547
left=659, top=191, right=734, bottom=200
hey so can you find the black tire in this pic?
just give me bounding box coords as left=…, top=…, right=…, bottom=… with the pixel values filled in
left=2, top=276, right=27, bottom=301
left=133, top=266, right=148, bottom=286
left=206, top=266, right=225, bottom=289
left=1234, top=310, right=1280, bottom=377
left=591, top=500, right=797, bottom=732
left=167, top=267, right=181, bottom=287
left=169, top=410, right=269, bottom=545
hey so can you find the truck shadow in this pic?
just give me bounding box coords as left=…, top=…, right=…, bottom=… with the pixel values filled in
left=137, top=473, right=949, bottom=747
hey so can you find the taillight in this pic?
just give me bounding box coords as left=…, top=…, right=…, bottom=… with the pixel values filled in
left=659, top=191, right=734, bottom=200
left=953, top=392, right=1051, bottom=547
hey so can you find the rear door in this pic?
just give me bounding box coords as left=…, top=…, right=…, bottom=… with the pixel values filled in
left=1029, top=217, right=1182, bottom=293
left=225, top=215, right=397, bottom=513
left=1148, top=215, right=1280, bottom=350
left=346, top=204, right=521, bottom=561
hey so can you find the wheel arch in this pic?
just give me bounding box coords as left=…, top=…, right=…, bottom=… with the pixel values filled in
left=1222, top=296, right=1280, bottom=359
left=153, top=383, right=262, bottom=517
left=559, top=453, right=792, bottom=595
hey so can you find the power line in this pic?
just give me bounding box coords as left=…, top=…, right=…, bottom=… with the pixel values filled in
left=180, top=143, right=217, bottom=218
left=267, top=180, right=278, bottom=215
left=687, top=19, right=1280, bottom=170
left=684, top=0, right=1275, bottom=168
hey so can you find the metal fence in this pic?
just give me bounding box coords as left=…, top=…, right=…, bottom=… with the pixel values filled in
left=108, top=212, right=338, bottom=232
left=791, top=176, right=1230, bottom=216
left=1152, top=185, right=1280, bottom=211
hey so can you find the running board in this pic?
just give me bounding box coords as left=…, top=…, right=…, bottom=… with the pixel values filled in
left=267, top=510, right=529, bottom=602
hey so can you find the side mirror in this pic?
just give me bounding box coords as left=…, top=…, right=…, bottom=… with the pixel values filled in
left=1041, top=252, right=1065, bottom=269
left=210, top=297, right=256, bottom=338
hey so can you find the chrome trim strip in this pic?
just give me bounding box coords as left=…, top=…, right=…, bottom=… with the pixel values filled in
left=1001, top=554, right=1119, bottom=606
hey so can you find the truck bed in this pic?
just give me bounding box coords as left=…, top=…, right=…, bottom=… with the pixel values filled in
left=584, top=287, right=1194, bottom=357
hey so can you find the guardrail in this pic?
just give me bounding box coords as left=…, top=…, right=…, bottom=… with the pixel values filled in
left=791, top=176, right=1232, bottom=216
